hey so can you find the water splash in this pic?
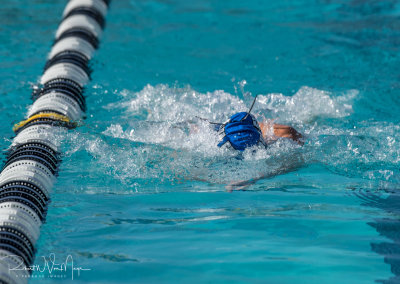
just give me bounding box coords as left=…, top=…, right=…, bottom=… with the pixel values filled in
left=61, top=84, right=400, bottom=192
left=254, top=86, right=357, bottom=123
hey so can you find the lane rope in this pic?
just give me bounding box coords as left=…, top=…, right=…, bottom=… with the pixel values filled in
left=0, top=0, right=110, bottom=282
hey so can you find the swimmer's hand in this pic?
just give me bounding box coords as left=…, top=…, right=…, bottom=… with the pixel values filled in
left=225, top=180, right=253, bottom=191
left=226, top=175, right=268, bottom=191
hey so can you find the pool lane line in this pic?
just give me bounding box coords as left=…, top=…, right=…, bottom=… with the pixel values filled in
left=0, top=0, right=110, bottom=283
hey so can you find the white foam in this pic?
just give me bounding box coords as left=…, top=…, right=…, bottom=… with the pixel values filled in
left=72, top=83, right=400, bottom=192
left=255, top=86, right=357, bottom=123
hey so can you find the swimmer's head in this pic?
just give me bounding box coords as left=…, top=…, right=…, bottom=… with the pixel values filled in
left=217, top=112, right=264, bottom=151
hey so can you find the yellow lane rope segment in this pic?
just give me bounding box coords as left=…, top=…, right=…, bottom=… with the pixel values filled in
left=13, top=112, right=76, bottom=133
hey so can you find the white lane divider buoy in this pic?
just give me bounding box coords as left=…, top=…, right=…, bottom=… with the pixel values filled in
left=56, top=14, right=103, bottom=39
left=49, top=37, right=96, bottom=59
left=64, top=0, right=108, bottom=19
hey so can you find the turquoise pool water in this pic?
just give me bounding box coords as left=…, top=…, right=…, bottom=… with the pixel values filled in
left=1, top=0, right=400, bottom=283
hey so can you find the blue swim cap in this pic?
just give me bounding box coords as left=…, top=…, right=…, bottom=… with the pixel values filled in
left=217, top=112, right=264, bottom=151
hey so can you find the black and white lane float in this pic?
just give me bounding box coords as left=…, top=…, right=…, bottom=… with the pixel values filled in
left=0, top=0, right=110, bottom=283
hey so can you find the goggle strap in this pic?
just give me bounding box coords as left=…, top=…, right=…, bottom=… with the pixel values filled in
left=243, top=94, right=258, bottom=121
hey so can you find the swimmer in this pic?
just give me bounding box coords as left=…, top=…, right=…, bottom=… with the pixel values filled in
left=194, top=95, right=303, bottom=191
left=214, top=112, right=303, bottom=150
left=197, top=95, right=303, bottom=151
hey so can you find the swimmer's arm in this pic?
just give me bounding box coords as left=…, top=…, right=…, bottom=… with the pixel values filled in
left=273, top=124, right=303, bottom=144
left=259, top=122, right=303, bottom=145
